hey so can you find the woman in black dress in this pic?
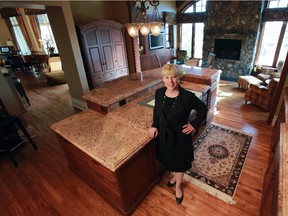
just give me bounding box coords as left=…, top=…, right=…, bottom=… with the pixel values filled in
left=148, top=64, right=207, bottom=204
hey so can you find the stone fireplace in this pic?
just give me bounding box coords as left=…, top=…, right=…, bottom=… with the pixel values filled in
left=202, top=1, right=264, bottom=81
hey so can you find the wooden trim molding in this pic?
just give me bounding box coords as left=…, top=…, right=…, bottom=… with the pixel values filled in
left=267, top=53, right=288, bottom=125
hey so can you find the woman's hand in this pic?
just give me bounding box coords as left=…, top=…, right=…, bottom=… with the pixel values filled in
left=182, top=123, right=195, bottom=134
left=148, top=127, right=158, bottom=138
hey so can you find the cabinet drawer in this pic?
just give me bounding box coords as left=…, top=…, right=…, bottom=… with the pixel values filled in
left=89, top=172, right=123, bottom=209
left=93, top=72, right=105, bottom=81
left=88, top=159, right=119, bottom=192
left=105, top=71, right=117, bottom=81
left=117, top=68, right=128, bottom=77
left=60, top=137, right=91, bottom=164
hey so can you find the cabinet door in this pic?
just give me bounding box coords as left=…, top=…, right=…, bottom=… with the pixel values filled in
left=83, top=30, right=105, bottom=87
left=98, top=26, right=117, bottom=73
left=111, top=28, right=127, bottom=70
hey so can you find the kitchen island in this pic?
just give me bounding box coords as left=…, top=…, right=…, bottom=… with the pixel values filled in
left=83, top=68, right=163, bottom=114
left=51, top=66, right=221, bottom=215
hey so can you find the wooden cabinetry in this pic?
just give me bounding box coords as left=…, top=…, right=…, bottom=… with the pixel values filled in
left=260, top=88, right=288, bottom=216
left=261, top=140, right=280, bottom=216
left=181, top=67, right=221, bottom=122
left=79, top=20, right=128, bottom=89
left=58, top=135, right=157, bottom=215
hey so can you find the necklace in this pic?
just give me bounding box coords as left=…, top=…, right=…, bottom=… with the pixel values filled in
left=162, top=94, right=178, bottom=111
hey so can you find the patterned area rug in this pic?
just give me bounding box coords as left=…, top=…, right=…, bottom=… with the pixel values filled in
left=184, top=122, right=252, bottom=204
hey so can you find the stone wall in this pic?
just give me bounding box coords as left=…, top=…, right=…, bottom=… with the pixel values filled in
left=203, top=1, right=264, bottom=81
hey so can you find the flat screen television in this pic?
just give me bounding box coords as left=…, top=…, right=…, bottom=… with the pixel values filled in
left=149, top=33, right=164, bottom=50
left=214, top=39, right=242, bottom=60
left=0, top=46, right=11, bottom=54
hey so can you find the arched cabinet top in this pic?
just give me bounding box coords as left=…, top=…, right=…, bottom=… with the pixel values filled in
left=79, top=20, right=124, bottom=34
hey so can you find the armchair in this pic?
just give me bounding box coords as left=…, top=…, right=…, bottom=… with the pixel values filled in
left=257, top=60, right=284, bottom=82
left=244, top=78, right=279, bottom=111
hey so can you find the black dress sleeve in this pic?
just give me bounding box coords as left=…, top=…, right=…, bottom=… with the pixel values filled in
left=151, top=89, right=160, bottom=128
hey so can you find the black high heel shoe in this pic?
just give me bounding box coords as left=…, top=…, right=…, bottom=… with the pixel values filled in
left=176, top=188, right=183, bottom=204
left=176, top=194, right=183, bottom=204
left=166, top=178, right=176, bottom=187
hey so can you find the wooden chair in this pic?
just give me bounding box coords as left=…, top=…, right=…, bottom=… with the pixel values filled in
left=140, top=54, right=161, bottom=71
left=185, top=59, right=200, bottom=67
left=205, top=53, right=216, bottom=68
left=176, top=50, right=187, bottom=64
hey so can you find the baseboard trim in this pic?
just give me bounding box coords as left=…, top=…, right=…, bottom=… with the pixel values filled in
left=71, top=98, right=88, bottom=111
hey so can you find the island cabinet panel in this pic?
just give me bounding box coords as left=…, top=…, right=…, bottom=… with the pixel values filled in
left=80, top=20, right=129, bottom=89
left=58, top=134, right=157, bottom=216
left=116, top=143, right=157, bottom=211
left=181, top=67, right=221, bottom=122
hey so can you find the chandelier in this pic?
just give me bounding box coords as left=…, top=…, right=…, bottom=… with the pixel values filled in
left=126, top=0, right=163, bottom=37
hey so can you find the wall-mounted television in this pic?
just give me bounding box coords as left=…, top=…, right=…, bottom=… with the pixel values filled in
left=149, top=33, right=164, bottom=50
left=0, top=46, right=11, bottom=54
left=214, top=39, right=242, bottom=60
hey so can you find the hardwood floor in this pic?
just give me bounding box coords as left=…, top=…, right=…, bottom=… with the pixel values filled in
left=0, top=70, right=274, bottom=216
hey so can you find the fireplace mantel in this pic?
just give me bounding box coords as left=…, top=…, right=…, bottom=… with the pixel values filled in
left=215, top=34, right=247, bottom=40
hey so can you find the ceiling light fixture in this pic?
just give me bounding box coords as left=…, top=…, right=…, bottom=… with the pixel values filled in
left=126, top=0, right=163, bottom=37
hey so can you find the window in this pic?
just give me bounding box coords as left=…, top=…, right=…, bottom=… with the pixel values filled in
left=194, top=23, right=204, bottom=58
left=37, top=14, right=58, bottom=54
left=268, top=0, right=288, bottom=8
left=181, top=24, right=192, bottom=58
left=256, top=0, right=288, bottom=66
left=9, top=17, right=31, bottom=55
left=180, top=1, right=205, bottom=59
left=278, top=24, right=288, bottom=63
left=180, top=22, right=204, bottom=59
left=165, top=23, right=174, bottom=49
left=184, top=0, right=207, bottom=13
left=257, top=21, right=283, bottom=65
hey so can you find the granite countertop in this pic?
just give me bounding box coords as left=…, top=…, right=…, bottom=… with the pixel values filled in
left=107, top=100, right=154, bottom=133
left=51, top=107, right=153, bottom=172
left=181, top=65, right=221, bottom=80
left=83, top=68, right=162, bottom=107
left=179, top=80, right=210, bottom=93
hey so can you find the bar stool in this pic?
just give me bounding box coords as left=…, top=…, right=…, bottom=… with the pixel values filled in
left=0, top=115, right=37, bottom=167
left=3, top=73, right=30, bottom=106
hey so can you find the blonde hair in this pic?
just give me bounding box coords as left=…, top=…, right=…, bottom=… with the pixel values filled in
left=162, top=64, right=180, bottom=76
